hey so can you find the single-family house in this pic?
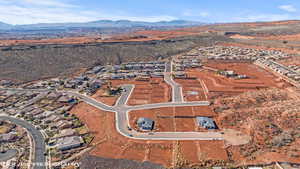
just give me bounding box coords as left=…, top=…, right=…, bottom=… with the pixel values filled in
left=196, top=117, right=217, bottom=129
left=137, top=117, right=154, bottom=131
left=56, top=136, right=84, bottom=151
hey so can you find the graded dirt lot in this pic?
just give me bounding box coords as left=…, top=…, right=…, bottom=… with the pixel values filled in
left=69, top=61, right=298, bottom=168
left=70, top=102, right=230, bottom=168
left=174, top=140, right=228, bottom=167
left=70, top=102, right=175, bottom=167
left=110, top=78, right=171, bottom=105
left=187, top=62, right=290, bottom=99
left=91, top=88, right=119, bottom=106
left=174, top=78, right=207, bottom=101
left=70, top=87, right=299, bottom=168
left=205, top=62, right=284, bottom=87
left=92, top=79, right=169, bottom=106
left=129, top=106, right=216, bottom=132
left=174, top=107, right=195, bottom=132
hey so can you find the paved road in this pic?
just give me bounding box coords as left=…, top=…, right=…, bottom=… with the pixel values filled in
left=0, top=84, right=221, bottom=141
left=164, top=62, right=184, bottom=102
left=114, top=108, right=223, bottom=140
left=114, top=84, right=134, bottom=107
left=129, top=101, right=210, bottom=111
left=0, top=149, right=18, bottom=162
left=165, top=62, right=172, bottom=72
left=66, top=91, right=115, bottom=112
left=164, top=73, right=184, bottom=102
left=107, top=85, right=221, bottom=140
left=169, top=61, right=185, bottom=102
left=0, top=116, right=46, bottom=169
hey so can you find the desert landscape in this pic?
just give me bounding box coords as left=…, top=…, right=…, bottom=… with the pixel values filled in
left=51, top=41, right=298, bottom=168
left=1, top=14, right=300, bottom=169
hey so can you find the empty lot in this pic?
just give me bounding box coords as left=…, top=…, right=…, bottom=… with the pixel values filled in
left=187, top=62, right=290, bottom=99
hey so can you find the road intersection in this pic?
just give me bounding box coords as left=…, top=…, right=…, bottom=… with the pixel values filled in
left=108, top=84, right=222, bottom=140
left=0, top=71, right=223, bottom=141
left=63, top=85, right=221, bottom=140
left=0, top=64, right=227, bottom=169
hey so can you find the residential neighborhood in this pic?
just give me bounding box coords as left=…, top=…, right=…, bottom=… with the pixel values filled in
left=0, top=120, right=30, bottom=169
left=0, top=89, right=92, bottom=168
left=198, top=46, right=290, bottom=61
left=255, top=58, right=300, bottom=87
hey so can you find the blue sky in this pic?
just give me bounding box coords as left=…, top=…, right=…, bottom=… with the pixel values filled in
left=0, top=0, right=299, bottom=25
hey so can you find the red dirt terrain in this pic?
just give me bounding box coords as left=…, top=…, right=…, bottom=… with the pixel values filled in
left=217, top=20, right=300, bottom=28
left=2, top=20, right=300, bottom=47
left=230, top=34, right=300, bottom=43
left=111, top=78, right=171, bottom=106
left=187, top=62, right=290, bottom=99
left=174, top=140, right=228, bottom=168
left=90, top=78, right=171, bottom=106
left=214, top=88, right=300, bottom=165
left=0, top=29, right=200, bottom=46
left=70, top=60, right=299, bottom=167
left=129, top=106, right=216, bottom=132
left=71, top=99, right=298, bottom=167
left=70, top=102, right=174, bottom=167
left=91, top=87, right=119, bottom=106
left=174, top=78, right=207, bottom=101
left=70, top=102, right=231, bottom=168
left=258, top=33, right=300, bottom=41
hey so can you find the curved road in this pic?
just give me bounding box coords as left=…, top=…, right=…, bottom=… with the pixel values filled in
left=0, top=116, right=46, bottom=169
left=111, top=85, right=222, bottom=140
left=67, top=84, right=221, bottom=140
left=0, top=79, right=222, bottom=140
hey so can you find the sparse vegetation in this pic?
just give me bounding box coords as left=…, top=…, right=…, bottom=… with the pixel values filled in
left=0, top=35, right=229, bottom=82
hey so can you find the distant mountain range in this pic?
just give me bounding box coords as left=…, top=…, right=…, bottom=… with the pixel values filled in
left=0, top=22, right=13, bottom=30
left=0, top=20, right=205, bottom=30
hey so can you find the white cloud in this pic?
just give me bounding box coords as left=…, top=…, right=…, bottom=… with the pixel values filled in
left=0, top=5, right=97, bottom=24
left=0, top=0, right=177, bottom=24
left=0, top=0, right=75, bottom=7
left=279, top=5, right=297, bottom=12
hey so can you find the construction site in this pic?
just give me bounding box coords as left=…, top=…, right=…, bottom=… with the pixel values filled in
left=70, top=103, right=230, bottom=168
left=68, top=45, right=299, bottom=168
left=91, top=78, right=171, bottom=106
left=186, top=61, right=290, bottom=99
